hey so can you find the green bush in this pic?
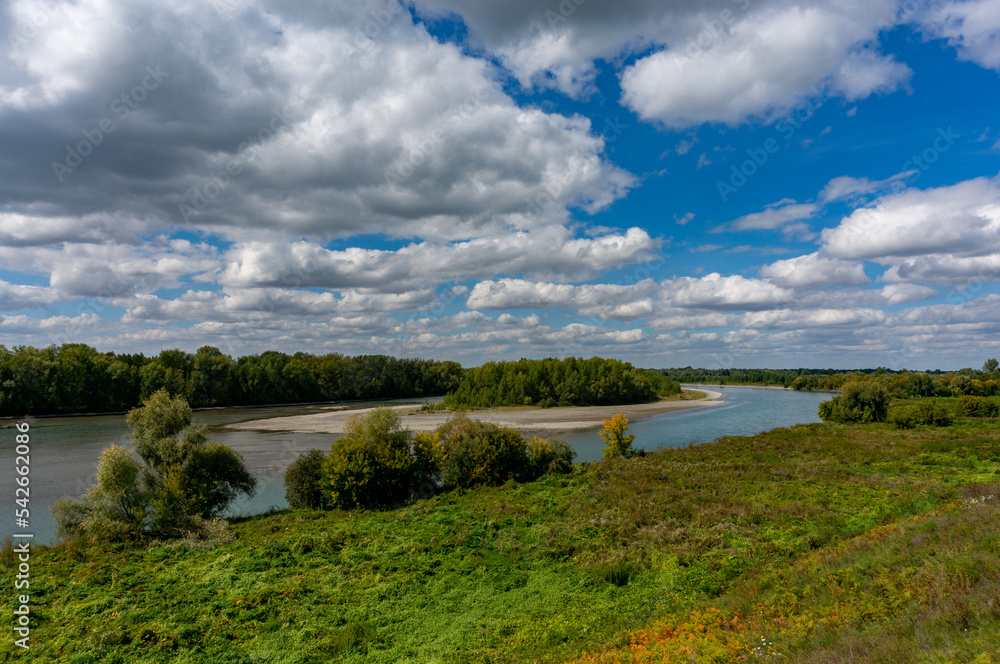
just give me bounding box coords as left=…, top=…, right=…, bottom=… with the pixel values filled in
left=818, top=398, right=859, bottom=423
left=527, top=437, right=577, bottom=477
left=319, top=412, right=574, bottom=510
left=958, top=395, right=1000, bottom=418
left=888, top=409, right=915, bottom=429
left=914, top=402, right=952, bottom=427
left=593, top=559, right=634, bottom=587
left=433, top=417, right=531, bottom=490
left=284, top=450, right=329, bottom=509
left=888, top=401, right=953, bottom=429
left=323, top=407, right=417, bottom=509
left=323, top=620, right=378, bottom=655
left=52, top=390, right=255, bottom=541
left=818, top=380, right=890, bottom=423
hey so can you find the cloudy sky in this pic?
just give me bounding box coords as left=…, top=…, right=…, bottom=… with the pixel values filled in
left=2, top=0, right=999, bottom=369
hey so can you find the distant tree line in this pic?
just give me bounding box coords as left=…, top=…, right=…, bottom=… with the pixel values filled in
left=442, top=357, right=680, bottom=409
left=816, top=360, right=1000, bottom=427
left=0, top=344, right=464, bottom=416
left=662, top=362, right=1000, bottom=396
left=661, top=367, right=865, bottom=391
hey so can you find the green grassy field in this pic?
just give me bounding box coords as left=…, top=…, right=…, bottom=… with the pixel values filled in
left=4, top=403, right=1000, bottom=663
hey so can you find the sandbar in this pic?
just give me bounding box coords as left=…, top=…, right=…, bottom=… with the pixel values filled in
left=225, top=390, right=724, bottom=435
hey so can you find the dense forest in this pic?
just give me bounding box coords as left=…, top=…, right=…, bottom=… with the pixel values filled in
left=0, top=344, right=464, bottom=417
left=443, top=357, right=680, bottom=408
left=663, top=363, right=1000, bottom=396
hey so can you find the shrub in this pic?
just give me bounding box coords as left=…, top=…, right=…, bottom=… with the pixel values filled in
left=958, top=395, right=1000, bottom=418
left=527, top=437, right=577, bottom=477
left=52, top=390, right=256, bottom=541
left=323, top=407, right=416, bottom=509
left=284, top=450, right=328, bottom=509
left=914, top=402, right=952, bottom=427
left=888, top=409, right=915, bottom=429
left=818, top=398, right=859, bottom=423
left=323, top=620, right=378, bottom=655
left=433, top=416, right=531, bottom=489
left=411, top=430, right=440, bottom=478
left=600, top=413, right=636, bottom=459
left=818, top=380, right=890, bottom=423
left=593, top=559, right=634, bottom=587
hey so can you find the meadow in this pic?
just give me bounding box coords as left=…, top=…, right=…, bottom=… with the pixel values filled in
left=3, top=397, right=999, bottom=663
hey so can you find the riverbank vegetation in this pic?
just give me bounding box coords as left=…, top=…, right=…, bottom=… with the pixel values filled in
left=51, top=390, right=256, bottom=541
left=0, top=344, right=464, bottom=416
left=285, top=407, right=577, bottom=511
left=17, top=391, right=1000, bottom=662
left=1, top=346, right=678, bottom=418
left=663, top=359, right=1000, bottom=395
left=443, top=357, right=680, bottom=409
left=816, top=362, right=1000, bottom=426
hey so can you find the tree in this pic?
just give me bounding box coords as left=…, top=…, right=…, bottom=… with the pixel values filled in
left=52, top=444, right=147, bottom=541
left=190, top=346, right=235, bottom=407
left=323, top=407, right=417, bottom=509
left=53, top=390, right=256, bottom=541
left=127, top=390, right=255, bottom=527
left=950, top=374, right=974, bottom=397
left=600, top=413, right=635, bottom=459
left=431, top=416, right=531, bottom=489
left=818, top=380, right=890, bottom=423
left=284, top=450, right=329, bottom=509
left=984, top=358, right=999, bottom=376
left=527, top=437, right=576, bottom=476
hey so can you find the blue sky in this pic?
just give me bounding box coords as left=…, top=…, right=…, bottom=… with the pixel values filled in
left=1, top=0, right=999, bottom=369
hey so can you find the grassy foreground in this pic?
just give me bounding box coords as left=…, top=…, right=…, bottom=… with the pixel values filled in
left=4, top=410, right=1000, bottom=663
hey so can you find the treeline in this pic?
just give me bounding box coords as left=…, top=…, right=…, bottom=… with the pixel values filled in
left=443, top=357, right=680, bottom=408
left=0, top=344, right=464, bottom=417
left=661, top=364, right=1000, bottom=394
left=661, top=367, right=868, bottom=391
left=816, top=362, right=1000, bottom=427
left=877, top=364, right=1000, bottom=398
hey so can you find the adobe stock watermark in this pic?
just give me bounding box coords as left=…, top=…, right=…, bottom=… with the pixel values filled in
left=674, top=0, right=751, bottom=67
left=383, top=86, right=492, bottom=186
left=884, top=263, right=996, bottom=370
left=522, top=164, right=598, bottom=224
left=902, top=127, right=959, bottom=183
left=600, top=116, right=630, bottom=144
left=716, top=86, right=828, bottom=202
left=543, top=0, right=589, bottom=29
left=552, top=258, right=670, bottom=359
left=51, top=66, right=169, bottom=183
left=7, top=1, right=62, bottom=52
left=340, top=0, right=407, bottom=55
left=210, top=0, right=244, bottom=22
left=384, top=283, right=469, bottom=360
left=178, top=106, right=291, bottom=222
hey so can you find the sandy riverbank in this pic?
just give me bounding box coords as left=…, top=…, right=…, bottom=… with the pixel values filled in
left=225, top=390, right=724, bottom=435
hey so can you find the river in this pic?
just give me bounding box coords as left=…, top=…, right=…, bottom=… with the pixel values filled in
left=1, top=386, right=830, bottom=545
